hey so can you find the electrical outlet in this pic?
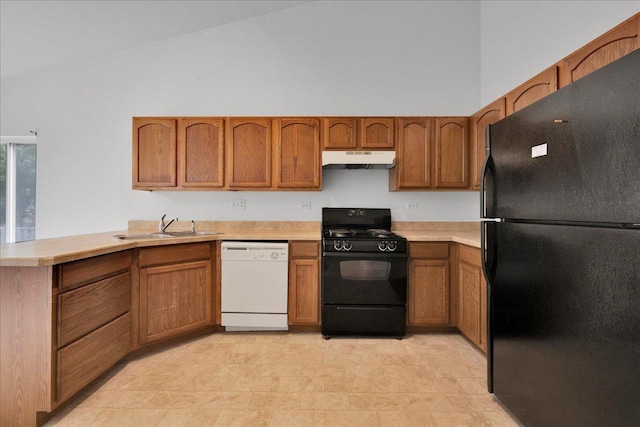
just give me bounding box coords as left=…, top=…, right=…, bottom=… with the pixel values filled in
left=231, top=199, right=246, bottom=210
left=300, top=201, right=311, bottom=209
left=406, top=202, right=418, bottom=210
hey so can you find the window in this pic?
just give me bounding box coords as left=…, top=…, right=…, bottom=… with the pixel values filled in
left=1, top=136, right=37, bottom=243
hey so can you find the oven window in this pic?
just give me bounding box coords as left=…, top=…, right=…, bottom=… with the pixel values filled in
left=339, top=260, right=391, bottom=280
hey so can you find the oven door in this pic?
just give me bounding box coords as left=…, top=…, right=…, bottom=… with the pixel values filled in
left=322, top=252, right=407, bottom=305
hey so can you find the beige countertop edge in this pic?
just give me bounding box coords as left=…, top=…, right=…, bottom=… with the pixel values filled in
left=396, top=231, right=481, bottom=248
left=0, top=230, right=321, bottom=266
left=0, top=226, right=481, bottom=267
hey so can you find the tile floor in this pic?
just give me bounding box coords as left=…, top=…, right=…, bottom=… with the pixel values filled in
left=45, top=333, right=521, bottom=426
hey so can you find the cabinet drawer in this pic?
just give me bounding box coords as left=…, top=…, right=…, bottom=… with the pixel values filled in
left=58, top=272, right=131, bottom=347
left=57, top=312, right=130, bottom=402
left=59, top=251, right=132, bottom=290
left=409, top=242, right=449, bottom=259
left=138, top=242, right=211, bottom=267
left=289, top=241, right=319, bottom=258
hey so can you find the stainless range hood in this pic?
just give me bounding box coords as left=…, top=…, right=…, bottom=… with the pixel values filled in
left=322, top=150, right=396, bottom=169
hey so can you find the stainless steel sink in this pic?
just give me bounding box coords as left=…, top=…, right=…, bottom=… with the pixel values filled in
left=113, top=231, right=221, bottom=240
left=161, top=231, right=222, bottom=237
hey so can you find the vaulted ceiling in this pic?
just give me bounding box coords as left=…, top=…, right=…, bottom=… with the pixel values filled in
left=0, top=0, right=313, bottom=81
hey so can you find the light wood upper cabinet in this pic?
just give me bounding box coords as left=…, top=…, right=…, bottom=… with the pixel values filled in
left=178, top=118, right=224, bottom=188
left=322, top=117, right=357, bottom=150
left=359, top=118, right=395, bottom=149
left=506, top=65, right=558, bottom=115
left=408, top=243, right=450, bottom=325
left=226, top=118, right=272, bottom=189
left=434, top=117, right=469, bottom=188
left=274, top=118, right=322, bottom=190
left=559, top=14, right=640, bottom=88
left=390, top=117, right=433, bottom=190
left=133, top=118, right=177, bottom=189
left=288, top=241, right=320, bottom=325
left=470, top=98, right=506, bottom=190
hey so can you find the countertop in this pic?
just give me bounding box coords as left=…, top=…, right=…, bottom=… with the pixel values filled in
left=0, top=221, right=480, bottom=267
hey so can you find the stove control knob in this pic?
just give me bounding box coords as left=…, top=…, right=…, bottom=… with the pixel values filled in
left=387, top=241, right=397, bottom=252
left=378, top=241, right=388, bottom=252
left=333, top=241, right=343, bottom=251
left=343, top=241, right=352, bottom=251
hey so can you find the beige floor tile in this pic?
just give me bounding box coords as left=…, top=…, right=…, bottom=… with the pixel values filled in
left=147, top=391, right=204, bottom=409
left=269, top=409, right=325, bottom=427
left=43, top=407, right=100, bottom=426
left=197, top=391, right=253, bottom=409
left=175, top=363, right=221, bottom=377
left=74, top=390, right=156, bottom=409
left=249, top=392, right=300, bottom=410
left=257, top=364, right=306, bottom=377
left=157, top=408, right=222, bottom=426
left=47, top=332, right=518, bottom=427
left=444, top=393, right=504, bottom=412
left=299, top=392, right=351, bottom=410
left=90, top=408, right=168, bottom=426
left=377, top=410, right=437, bottom=427
left=349, top=393, right=407, bottom=411
left=300, top=364, right=346, bottom=378
left=214, top=409, right=272, bottom=426
left=430, top=410, right=494, bottom=426
left=324, top=410, right=380, bottom=427
left=405, top=392, right=455, bottom=411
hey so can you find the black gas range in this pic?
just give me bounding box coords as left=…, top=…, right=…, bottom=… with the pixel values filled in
left=321, top=208, right=408, bottom=339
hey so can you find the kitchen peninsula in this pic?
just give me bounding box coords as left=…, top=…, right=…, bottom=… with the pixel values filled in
left=0, top=220, right=480, bottom=426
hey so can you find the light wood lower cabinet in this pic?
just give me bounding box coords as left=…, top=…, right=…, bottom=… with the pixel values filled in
left=288, top=241, right=320, bottom=325
left=137, top=243, right=214, bottom=345
left=407, top=243, right=451, bottom=325
left=55, top=252, right=133, bottom=402
left=457, top=244, right=487, bottom=352
left=57, top=313, right=130, bottom=402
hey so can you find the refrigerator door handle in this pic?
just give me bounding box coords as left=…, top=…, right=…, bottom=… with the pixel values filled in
left=480, top=124, right=493, bottom=219
left=481, top=220, right=496, bottom=393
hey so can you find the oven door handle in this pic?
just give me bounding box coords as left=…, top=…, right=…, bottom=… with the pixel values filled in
left=322, top=252, right=408, bottom=259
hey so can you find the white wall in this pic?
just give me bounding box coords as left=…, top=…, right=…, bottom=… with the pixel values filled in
left=480, top=1, right=640, bottom=105
left=1, top=1, right=481, bottom=239
left=1, top=1, right=638, bottom=239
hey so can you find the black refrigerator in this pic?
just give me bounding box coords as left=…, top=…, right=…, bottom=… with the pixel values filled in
left=481, top=49, right=640, bottom=427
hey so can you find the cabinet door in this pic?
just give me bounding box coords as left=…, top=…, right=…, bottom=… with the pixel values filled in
left=226, top=118, right=272, bottom=188
left=288, top=258, right=320, bottom=325
left=322, top=118, right=357, bottom=149
left=392, top=117, right=433, bottom=190
left=458, top=260, right=481, bottom=346
left=133, top=118, right=176, bottom=188
left=139, top=260, right=212, bottom=344
left=435, top=117, right=468, bottom=188
left=359, top=118, right=395, bottom=149
left=470, top=98, right=506, bottom=190
left=559, top=14, right=639, bottom=88
left=178, top=118, right=224, bottom=188
left=274, top=118, right=321, bottom=189
left=479, top=273, right=487, bottom=352
left=506, top=65, right=558, bottom=115
left=408, top=259, right=449, bottom=325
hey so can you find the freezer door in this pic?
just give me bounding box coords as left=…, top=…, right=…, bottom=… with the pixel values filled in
left=489, top=221, right=640, bottom=427
left=485, top=50, right=640, bottom=223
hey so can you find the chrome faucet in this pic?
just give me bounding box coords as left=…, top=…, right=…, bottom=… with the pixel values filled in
left=159, top=214, right=178, bottom=233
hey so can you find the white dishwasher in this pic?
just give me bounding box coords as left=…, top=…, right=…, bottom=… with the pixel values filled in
left=221, top=241, right=289, bottom=331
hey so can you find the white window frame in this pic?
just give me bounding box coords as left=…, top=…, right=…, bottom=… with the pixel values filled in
left=1, top=135, right=37, bottom=243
